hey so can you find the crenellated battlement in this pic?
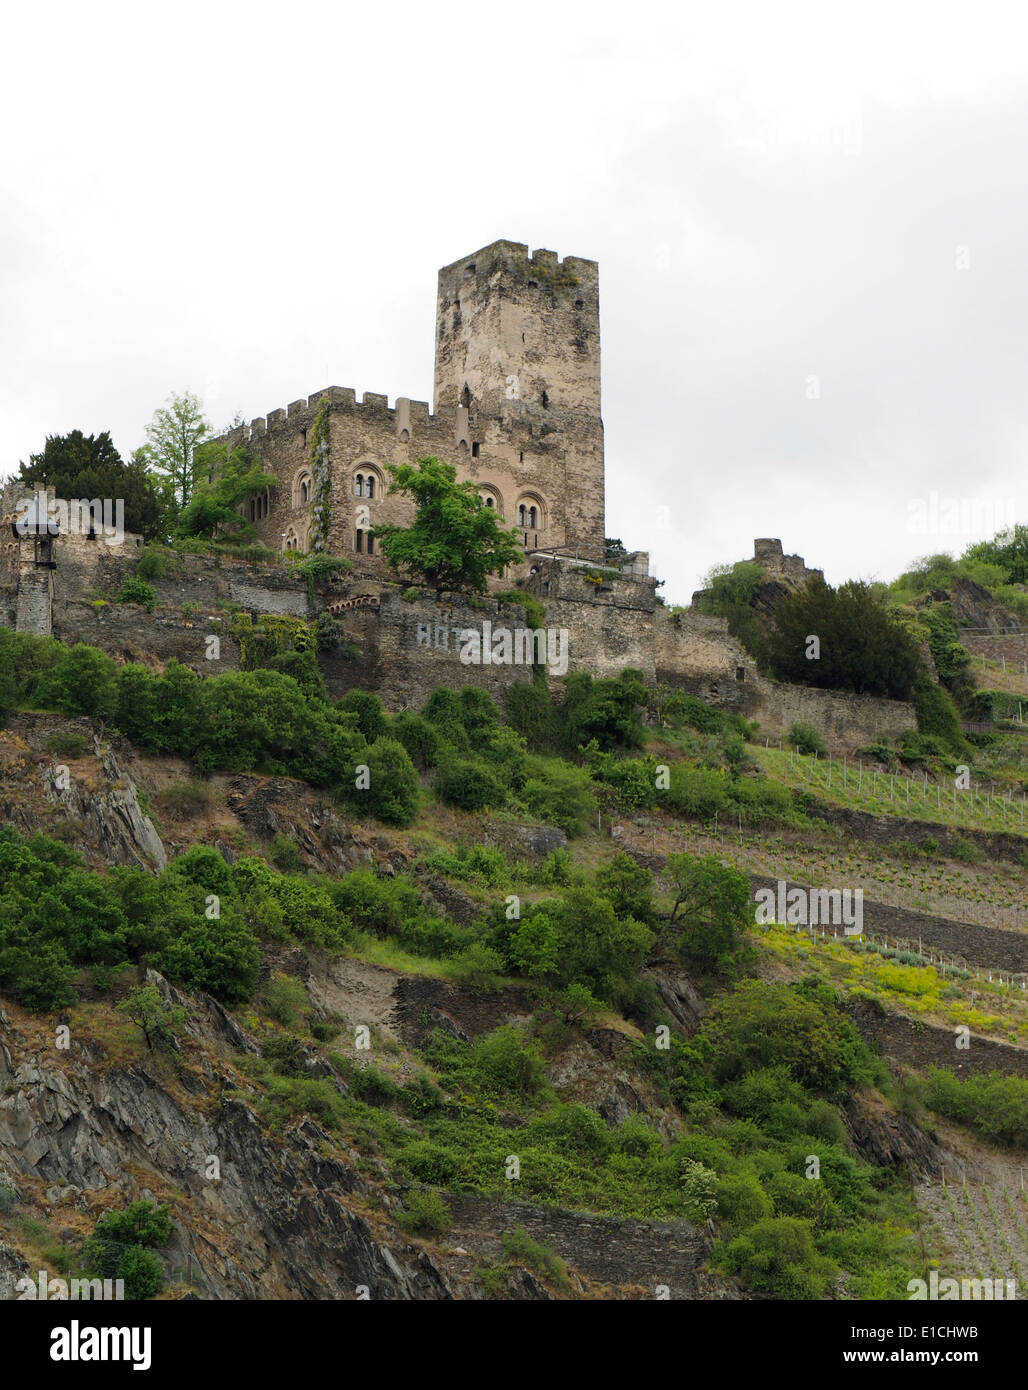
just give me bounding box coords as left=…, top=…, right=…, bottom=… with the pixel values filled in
left=436, top=239, right=598, bottom=289
left=235, top=390, right=439, bottom=442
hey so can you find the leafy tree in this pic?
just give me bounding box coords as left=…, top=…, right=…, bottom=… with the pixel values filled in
left=347, top=736, right=420, bottom=826
left=14, top=430, right=161, bottom=539
left=718, top=1215, right=837, bottom=1299
left=337, top=689, right=387, bottom=743
left=699, top=979, right=878, bottom=1098
left=694, top=560, right=766, bottom=657
left=116, top=985, right=188, bottom=1053
left=139, top=391, right=212, bottom=511
left=36, top=643, right=118, bottom=720
left=964, top=524, right=1028, bottom=585
left=595, top=852, right=656, bottom=924
left=80, top=1200, right=172, bottom=1300
left=519, top=756, right=596, bottom=836
left=176, top=441, right=275, bottom=541
left=373, top=457, right=523, bottom=595
left=435, top=757, right=505, bottom=811
left=556, top=886, right=654, bottom=1008
left=764, top=575, right=922, bottom=699
left=556, top=669, right=647, bottom=752
left=154, top=908, right=260, bottom=1004
left=664, top=853, right=751, bottom=974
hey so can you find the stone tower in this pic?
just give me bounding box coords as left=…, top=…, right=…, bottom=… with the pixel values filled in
left=432, top=240, right=605, bottom=562
left=434, top=241, right=601, bottom=417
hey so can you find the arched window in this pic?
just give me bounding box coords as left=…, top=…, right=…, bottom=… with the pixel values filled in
left=282, top=527, right=299, bottom=553
left=485, top=496, right=494, bottom=508
left=527, top=506, right=538, bottom=528
left=355, top=529, right=363, bottom=553
left=518, top=504, right=527, bottom=526
left=366, top=475, right=375, bottom=499
left=293, top=470, right=313, bottom=509
left=367, top=532, right=375, bottom=555
left=355, top=475, right=364, bottom=497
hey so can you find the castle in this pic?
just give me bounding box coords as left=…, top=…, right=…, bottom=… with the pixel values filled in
left=217, top=241, right=607, bottom=577
left=0, top=239, right=920, bottom=754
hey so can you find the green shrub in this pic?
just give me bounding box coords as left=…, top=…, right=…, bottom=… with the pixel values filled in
left=435, top=757, right=505, bottom=811
left=923, top=1068, right=1028, bottom=1147
left=444, top=942, right=505, bottom=992
left=0, top=1183, right=17, bottom=1213
left=36, top=644, right=118, bottom=720
left=79, top=1200, right=172, bottom=1301
left=267, top=833, right=302, bottom=873
left=115, top=577, right=157, bottom=612
left=395, top=1189, right=452, bottom=1238
left=717, top=1215, right=837, bottom=1298
left=787, top=721, right=826, bottom=756
left=262, top=973, right=309, bottom=1028
left=42, top=731, right=89, bottom=758
left=336, top=689, right=387, bottom=743
left=912, top=673, right=968, bottom=756
left=500, top=1226, right=570, bottom=1290
left=346, top=737, right=420, bottom=826
left=519, top=756, right=596, bottom=836
left=391, top=712, right=443, bottom=770
left=714, top=1172, right=773, bottom=1230
left=950, top=837, right=983, bottom=865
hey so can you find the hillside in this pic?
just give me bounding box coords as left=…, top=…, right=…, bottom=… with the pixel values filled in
left=3, top=643, right=1028, bottom=1303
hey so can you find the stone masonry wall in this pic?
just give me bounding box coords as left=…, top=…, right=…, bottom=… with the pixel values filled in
left=525, top=558, right=659, bottom=681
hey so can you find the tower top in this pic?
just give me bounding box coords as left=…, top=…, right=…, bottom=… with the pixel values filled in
left=433, top=240, right=600, bottom=418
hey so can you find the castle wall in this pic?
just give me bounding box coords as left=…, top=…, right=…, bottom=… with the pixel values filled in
left=318, top=588, right=537, bottom=707
left=526, top=558, right=658, bottom=680
left=52, top=598, right=241, bottom=673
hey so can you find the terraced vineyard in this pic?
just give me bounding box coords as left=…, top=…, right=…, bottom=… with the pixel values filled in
left=917, top=1181, right=1028, bottom=1296
left=754, top=746, right=1028, bottom=837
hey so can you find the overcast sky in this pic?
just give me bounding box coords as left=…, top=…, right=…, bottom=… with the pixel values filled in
left=2, top=0, right=1025, bottom=604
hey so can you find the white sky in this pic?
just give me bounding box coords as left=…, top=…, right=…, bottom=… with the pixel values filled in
left=2, top=0, right=1026, bottom=603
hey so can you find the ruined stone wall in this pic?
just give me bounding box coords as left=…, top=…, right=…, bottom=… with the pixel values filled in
left=654, top=608, right=915, bottom=750
left=655, top=608, right=759, bottom=710
left=1, top=512, right=919, bottom=752
left=752, top=677, right=916, bottom=751
left=752, top=536, right=824, bottom=585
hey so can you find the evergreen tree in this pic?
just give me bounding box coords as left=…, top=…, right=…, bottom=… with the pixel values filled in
left=15, top=430, right=160, bottom=539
